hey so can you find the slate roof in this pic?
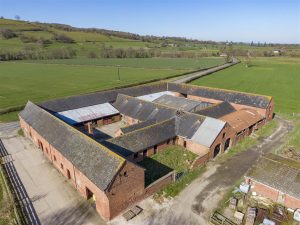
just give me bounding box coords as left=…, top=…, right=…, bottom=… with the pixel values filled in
left=176, top=113, right=204, bottom=138
left=120, top=119, right=157, bottom=134
left=167, top=83, right=272, bottom=109
left=113, top=94, right=178, bottom=122
left=19, top=101, right=125, bottom=191
left=104, top=119, right=177, bottom=157
left=246, top=154, right=300, bottom=200
left=194, top=101, right=236, bottom=118
left=153, top=95, right=212, bottom=112
left=39, top=83, right=167, bottom=112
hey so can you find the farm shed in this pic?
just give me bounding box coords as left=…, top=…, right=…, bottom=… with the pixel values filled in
left=19, top=82, right=274, bottom=221
left=153, top=94, right=212, bottom=112
left=221, top=108, right=265, bottom=141
left=55, top=103, right=119, bottom=125
left=245, top=154, right=300, bottom=210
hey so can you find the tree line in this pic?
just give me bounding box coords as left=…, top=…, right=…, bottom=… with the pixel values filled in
left=0, top=47, right=76, bottom=61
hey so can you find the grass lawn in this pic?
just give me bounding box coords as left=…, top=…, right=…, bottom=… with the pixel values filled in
left=138, top=145, right=197, bottom=186
left=191, top=57, right=300, bottom=114
left=23, top=57, right=224, bottom=70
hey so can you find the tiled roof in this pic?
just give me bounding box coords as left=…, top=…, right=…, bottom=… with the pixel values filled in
left=194, top=101, right=236, bottom=118
left=221, top=108, right=264, bottom=133
left=19, top=101, right=125, bottom=191
left=168, top=83, right=271, bottom=109
left=246, top=154, right=300, bottom=200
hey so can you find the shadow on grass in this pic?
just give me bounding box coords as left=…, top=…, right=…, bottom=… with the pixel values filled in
left=138, top=158, right=173, bottom=187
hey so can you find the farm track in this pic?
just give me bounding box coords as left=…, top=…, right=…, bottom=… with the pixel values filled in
left=113, top=116, right=293, bottom=225
left=171, top=59, right=239, bottom=84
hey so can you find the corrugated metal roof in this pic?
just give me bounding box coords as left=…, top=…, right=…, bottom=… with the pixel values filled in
left=137, top=91, right=176, bottom=102
left=191, top=117, right=225, bottom=147
left=55, top=103, right=119, bottom=124
left=153, top=94, right=212, bottom=112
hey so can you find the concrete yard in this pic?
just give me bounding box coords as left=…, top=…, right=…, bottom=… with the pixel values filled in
left=2, top=135, right=106, bottom=225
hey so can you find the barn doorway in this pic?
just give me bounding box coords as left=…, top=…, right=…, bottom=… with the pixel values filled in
left=86, top=187, right=96, bottom=208
left=67, top=169, right=71, bottom=180
left=213, top=144, right=221, bottom=158
left=224, top=138, right=231, bottom=151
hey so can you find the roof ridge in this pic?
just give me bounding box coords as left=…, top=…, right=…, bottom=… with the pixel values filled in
left=25, top=101, right=126, bottom=166
left=117, top=93, right=207, bottom=122
left=173, top=82, right=272, bottom=100
left=108, top=117, right=176, bottom=140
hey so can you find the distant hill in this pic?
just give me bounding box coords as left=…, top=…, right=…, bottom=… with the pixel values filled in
left=0, top=18, right=299, bottom=60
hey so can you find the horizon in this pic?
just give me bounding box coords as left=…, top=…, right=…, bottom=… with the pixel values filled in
left=1, top=0, right=300, bottom=44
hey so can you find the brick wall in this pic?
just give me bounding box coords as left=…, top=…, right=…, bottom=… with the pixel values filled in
left=285, top=195, right=300, bottom=209
left=19, top=118, right=146, bottom=221
left=248, top=179, right=300, bottom=210
left=190, top=153, right=210, bottom=169
left=106, top=161, right=145, bottom=219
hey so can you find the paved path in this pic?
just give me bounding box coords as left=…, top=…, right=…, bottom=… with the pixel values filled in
left=2, top=137, right=106, bottom=225
left=111, top=116, right=293, bottom=225
left=170, top=59, right=239, bottom=84
left=0, top=121, right=19, bottom=138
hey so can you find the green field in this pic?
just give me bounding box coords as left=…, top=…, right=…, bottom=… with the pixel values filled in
left=192, top=57, right=300, bottom=114
left=0, top=57, right=224, bottom=112
left=23, top=57, right=224, bottom=70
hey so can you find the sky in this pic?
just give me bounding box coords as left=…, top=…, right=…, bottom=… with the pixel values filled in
left=1, top=0, right=299, bottom=44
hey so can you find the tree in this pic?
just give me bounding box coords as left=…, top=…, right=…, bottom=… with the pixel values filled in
left=88, top=51, right=98, bottom=58
left=0, top=29, right=17, bottom=39
left=53, top=34, right=75, bottom=43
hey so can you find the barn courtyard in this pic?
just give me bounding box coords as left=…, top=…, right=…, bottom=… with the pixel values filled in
left=17, top=82, right=274, bottom=221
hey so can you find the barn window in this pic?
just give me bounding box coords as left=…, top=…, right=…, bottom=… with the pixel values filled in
left=183, top=141, right=187, bottom=148
left=222, top=133, right=226, bottom=139
left=143, top=149, right=147, bottom=158
left=53, top=155, right=56, bottom=161
left=60, top=163, right=64, bottom=170
left=154, top=145, right=158, bottom=154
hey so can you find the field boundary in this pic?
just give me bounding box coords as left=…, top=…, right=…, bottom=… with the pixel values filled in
left=0, top=62, right=227, bottom=115
left=0, top=162, right=22, bottom=225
